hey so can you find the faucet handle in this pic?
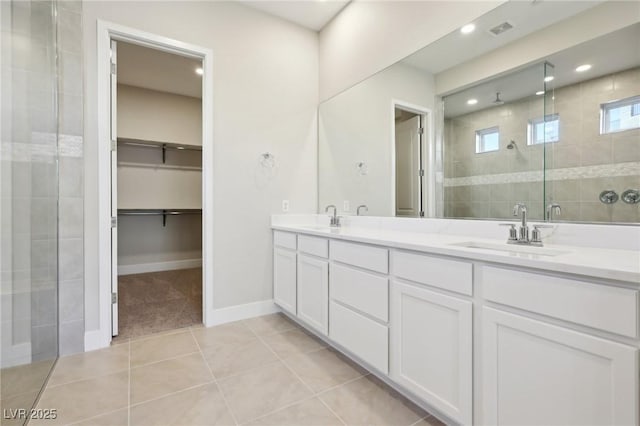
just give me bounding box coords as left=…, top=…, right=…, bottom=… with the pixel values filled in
left=499, top=223, right=518, bottom=241
left=531, top=224, right=554, bottom=244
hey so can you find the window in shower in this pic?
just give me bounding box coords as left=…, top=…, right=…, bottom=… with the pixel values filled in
left=600, top=95, right=640, bottom=134
left=475, top=126, right=500, bottom=153
left=528, top=114, right=559, bottom=145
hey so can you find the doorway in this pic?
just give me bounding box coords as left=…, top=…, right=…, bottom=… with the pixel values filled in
left=97, top=21, right=214, bottom=348
left=393, top=103, right=430, bottom=217
left=110, top=41, right=204, bottom=339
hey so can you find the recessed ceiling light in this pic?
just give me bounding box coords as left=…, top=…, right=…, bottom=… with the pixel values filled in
left=195, top=67, right=203, bottom=75
left=544, top=76, right=554, bottom=82
left=575, top=64, right=592, bottom=72
left=460, top=24, right=476, bottom=34
left=467, top=98, right=478, bottom=105
left=535, top=91, right=545, bottom=96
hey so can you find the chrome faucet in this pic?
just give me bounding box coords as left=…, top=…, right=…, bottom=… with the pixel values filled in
left=357, top=205, right=368, bottom=216
left=325, top=204, right=341, bottom=227
left=500, top=203, right=552, bottom=246
left=513, top=203, right=529, bottom=242
left=546, top=203, right=561, bottom=222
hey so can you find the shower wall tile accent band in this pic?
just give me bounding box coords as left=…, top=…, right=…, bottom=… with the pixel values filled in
left=444, top=162, right=640, bottom=187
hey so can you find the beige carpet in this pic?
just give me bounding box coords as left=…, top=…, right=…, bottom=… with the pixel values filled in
left=114, top=268, right=202, bottom=341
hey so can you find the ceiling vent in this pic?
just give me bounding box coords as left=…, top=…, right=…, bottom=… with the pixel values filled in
left=489, top=21, right=514, bottom=36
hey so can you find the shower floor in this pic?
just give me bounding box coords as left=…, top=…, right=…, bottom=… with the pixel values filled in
left=114, top=268, right=202, bottom=341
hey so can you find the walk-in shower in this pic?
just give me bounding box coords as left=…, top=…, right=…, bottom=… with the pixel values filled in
left=1, top=1, right=64, bottom=423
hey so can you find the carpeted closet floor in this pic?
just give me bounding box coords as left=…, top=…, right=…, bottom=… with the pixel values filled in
left=114, top=267, right=202, bottom=341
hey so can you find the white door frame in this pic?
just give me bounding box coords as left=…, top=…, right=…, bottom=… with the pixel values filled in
left=96, top=20, right=215, bottom=348
left=390, top=100, right=434, bottom=218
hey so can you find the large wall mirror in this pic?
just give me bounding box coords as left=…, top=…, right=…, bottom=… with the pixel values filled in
left=318, top=0, right=640, bottom=223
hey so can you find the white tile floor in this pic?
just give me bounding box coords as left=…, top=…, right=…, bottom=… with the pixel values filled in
left=31, top=314, right=445, bottom=426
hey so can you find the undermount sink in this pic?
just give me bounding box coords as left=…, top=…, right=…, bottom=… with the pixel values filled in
left=450, top=241, right=568, bottom=257
left=298, top=225, right=340, bottom=232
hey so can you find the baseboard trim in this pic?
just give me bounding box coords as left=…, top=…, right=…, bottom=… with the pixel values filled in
left=207, top=300, right=280, bottom=327
left=118, top=258, right=202, bottom=276
left=1, top=342, right=32, bottom=368
left=84, top=329, right=109, bottom=352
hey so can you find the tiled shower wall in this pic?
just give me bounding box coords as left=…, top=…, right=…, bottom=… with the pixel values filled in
left=1, top=0, right=60, bottom=366
left=57, top=0, right=85, bottom=356
left=444, top=67, right=640, bottom=222
left=1, top=0, right=85, bottom=362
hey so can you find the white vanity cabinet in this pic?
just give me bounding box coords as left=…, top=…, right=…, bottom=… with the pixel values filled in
left=329, top=240, right=390, bottom=373
left=273, top=231, right=297, bottom=315
left=297, top=235, right=329, bottom=335
left=480, top=265, right=639, bottom=426
left=390, top=252, right=473, bottom=425
left=482, top=307, right=638, bottom=426
left=271, top=226, right=640, bottom=426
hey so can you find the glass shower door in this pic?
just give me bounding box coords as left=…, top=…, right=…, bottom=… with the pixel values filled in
left=1, top=1, right=59, bottom=424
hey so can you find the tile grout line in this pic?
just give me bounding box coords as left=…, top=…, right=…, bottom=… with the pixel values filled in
left=65, top=407, right=129, bottom=426
left=128, top=339, right=131, bottom=426
left=189, top=327, right=240, bottom=426
left=247, top=322, right=348, bottom=426
left=129, top=350, right=202, bottom=370
left=128, top=381, right=216, bottom=410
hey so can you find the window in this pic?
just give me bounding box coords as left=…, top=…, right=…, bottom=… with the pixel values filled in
left=475, top=126, right=499, bottom=153
left=528, top=114, right=559, bottom=145
left=601, top=95, right=640, bottom=134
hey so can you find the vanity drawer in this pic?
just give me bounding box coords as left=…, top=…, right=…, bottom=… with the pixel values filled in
left=392, top=250, right=473, bottom=296
left=330, top=240, right=388, bottom=274
left=273, top=231, right=297, bottom=250
left=330, top=263, right=388, bottom=322
left=298, top=235, right=328, bottom=258
left=482, top=266, right=638, bottom=338
left=330, top=301, right=388, bottom=374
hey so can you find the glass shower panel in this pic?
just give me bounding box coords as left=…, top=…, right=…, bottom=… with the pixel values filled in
left=544, top=59, right=640, bottom=223
left=442, top=62, right=547, bottom=220
left=1, top=1, right=59, bottom=424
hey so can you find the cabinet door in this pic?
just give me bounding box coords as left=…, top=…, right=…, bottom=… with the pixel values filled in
left=274, top=247, right=296, bottom=315
left=483, top=307, right=638, bottom=426
left=297, top=254, right=329, bottom=335
left=390, top=281, right=473, bottom=425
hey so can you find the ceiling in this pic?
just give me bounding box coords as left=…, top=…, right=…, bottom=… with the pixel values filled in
left=443, top=23, right=640, bottom=118
left=240, top=0, right=350, bottom=31
left=403, top=0, right=604, bottom=75
left=117, top=41, right=202, bottom=99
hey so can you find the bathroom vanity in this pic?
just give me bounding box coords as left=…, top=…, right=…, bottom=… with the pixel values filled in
left=272, top=216, right=639, bottom=425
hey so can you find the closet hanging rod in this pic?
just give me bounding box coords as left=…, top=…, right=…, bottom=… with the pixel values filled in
left=117, top=138, right=203, bottom=152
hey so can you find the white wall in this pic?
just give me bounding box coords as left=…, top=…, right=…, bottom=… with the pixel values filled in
left=318, top=0, right=504, bottom=101
left=83, top=2, right=318, bottom=332
left=435, top=1, right=640, bottom=95
left=319, top=63, right=434, bottom=216
left=118, top=84, right=202, bottom=146
left=117, top=215, right=202, bottom=273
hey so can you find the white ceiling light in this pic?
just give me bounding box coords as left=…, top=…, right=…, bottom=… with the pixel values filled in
left=544, top=76, right=554, bottom=82
left=575, top=64, right=592, bottom=72
left=460, top=23, right=476, bottom=34
left=195, top=67, right=203, bottom=75
left=467, top=98, right=478, bottom=105
left=536, top=91, right=545, bottom=96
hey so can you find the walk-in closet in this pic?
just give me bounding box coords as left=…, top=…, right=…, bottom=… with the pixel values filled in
left=112, top=41, right=203, bottom=339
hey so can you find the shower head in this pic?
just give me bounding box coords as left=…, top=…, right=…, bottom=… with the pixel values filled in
left=507, top=140, right=517, bottom=149
left=493, top=92, right=505, bottom=106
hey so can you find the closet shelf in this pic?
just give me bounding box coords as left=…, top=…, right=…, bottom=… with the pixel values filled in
left=118, top=138, right=201, bottom=164
left=118, top=209, right=201, bottom=227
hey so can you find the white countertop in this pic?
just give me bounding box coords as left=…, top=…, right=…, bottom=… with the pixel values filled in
left=272, top=223, right=640, bottom=284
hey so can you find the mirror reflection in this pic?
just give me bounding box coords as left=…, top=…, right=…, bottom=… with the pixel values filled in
left=318, top=0, right=640, bottom=224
